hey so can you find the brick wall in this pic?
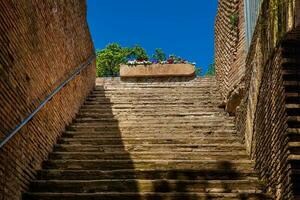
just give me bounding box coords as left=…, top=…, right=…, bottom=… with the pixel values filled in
left=252, top=47, right=291, bottom=199
left=215, top=0, right=299, bottom=199
left=215, top=0, right=245, bottom=100
left=229, top=0, right=246, bottom=89
left=0, top=1, right=96, bottom=199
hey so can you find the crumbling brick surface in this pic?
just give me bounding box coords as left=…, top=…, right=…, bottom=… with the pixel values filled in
left=216, top=0, right=300, bottom=199
left=215, top=0, right=245, bottom=100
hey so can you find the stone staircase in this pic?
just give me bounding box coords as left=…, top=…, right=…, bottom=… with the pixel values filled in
left=282, top=39, right=300, bottom=197
left=23, top=77, right=271, bottom=200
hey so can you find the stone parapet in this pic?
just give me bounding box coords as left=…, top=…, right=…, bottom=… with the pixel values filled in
left=120, top=64, right=195, bottom=78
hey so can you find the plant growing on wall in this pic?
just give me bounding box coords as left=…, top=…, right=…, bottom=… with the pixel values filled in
left=195, top=67, right=202, bottom=77
left=230, top=12, right=239, bottom=29
left=205, top=63, right=216, bottom=76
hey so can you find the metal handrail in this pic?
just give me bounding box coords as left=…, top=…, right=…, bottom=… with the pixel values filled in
left=0, top=55, right=95, bottom=149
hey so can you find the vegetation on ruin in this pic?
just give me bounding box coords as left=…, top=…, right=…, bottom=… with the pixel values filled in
left=96, top=43, right=201, bottom=77
left=152, top=48, right=167, bottom=62
left=205, top=63, right=215, bottom=76
left=229, top=12, right=239, bottom=29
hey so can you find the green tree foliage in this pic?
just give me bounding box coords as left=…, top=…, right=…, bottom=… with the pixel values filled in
left=128, top=45, right=149, bottom=61
left=205, top=63, right=216, bottom=76
left=96, top=43, right=128, bottom=77
left=96, top=43, right=200, bottom=77
left=96, top=44, right=150, bottom=77
left=195, top=67, right=202, bottom=77
left=152, top=48, right=166, bottom=61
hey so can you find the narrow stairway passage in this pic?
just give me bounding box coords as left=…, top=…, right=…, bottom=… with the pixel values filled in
left=23, top=77, right=272, bottom=200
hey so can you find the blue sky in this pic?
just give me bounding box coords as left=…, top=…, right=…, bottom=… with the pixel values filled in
left=87, top=0, right=217, bottom=74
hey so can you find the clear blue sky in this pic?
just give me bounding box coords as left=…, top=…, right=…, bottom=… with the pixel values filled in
left=86, top=0, right=217, bottom=74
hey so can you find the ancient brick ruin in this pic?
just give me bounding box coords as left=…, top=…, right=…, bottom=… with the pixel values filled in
left=215, top=0, right=300, bottom=199
left=0, top=0, right=299, bottom=200
left=0, top=1, right=95, bottom=199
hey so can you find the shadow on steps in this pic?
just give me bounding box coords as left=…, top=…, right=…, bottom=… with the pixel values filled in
left=23, top=85, right=269, bottom=200
left=144, top=161, right=266, bottom=200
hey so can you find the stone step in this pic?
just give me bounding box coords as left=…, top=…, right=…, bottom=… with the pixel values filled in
left=96, top=86, right=218, bottom=88
left=99, top=84, right=218, bottom=87
left=285, top=92, right=300, bottom=104
left=37, top=169, right=258, bottom=180
left=57, top=137, right=242, bottom=145
left=77, top=111, right=227, bottom=116
left=29, top=179, right=263, bottom=193
left=100, top=85, right=218, bottom=87
left=83, top=102, right=221, bottom=106
left=88, top=98, right=221, bottom=103
left=23, top=192, right=271, bottom=200
left=89, top=96, right=220, bottom=100
left=66, top=127, right=236, bottom=134
left=75, top=115, right=234, bottom=121
left=53, top=143, right=245, bottom=153
left=49, top=151, right=248, bottom=161
left=22, top=78, right=272, bottom=199
left=71, top=121, right=235, bottom=127
left=69, top=122, right=235, bottom=128
left=78, top=111, right=227, bottom=117
left=79, top=109, right=225, bottom=114
left=86, top=96, right=219, bottom=100
left=42, top=160, right=254, bottom=171
left=80, top=104, right=222, bottom=108
left=62, top=130, right=238, bottom=138
left=98, top=85, right=218, bottom=88
left=91, top=92, right=220, bottom=96
left=68, top=123, right=235, bottom=129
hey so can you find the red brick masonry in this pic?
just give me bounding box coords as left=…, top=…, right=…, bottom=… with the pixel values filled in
left=0, top=1, right=95, bottom=199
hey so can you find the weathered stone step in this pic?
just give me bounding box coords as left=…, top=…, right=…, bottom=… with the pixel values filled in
left=92, top=91, right=219, bottom=95
left=83, top=102, right=220, bottom=106
left=62, top=130, right=238, bottom=138
left=89, top=95, right=220, bottom=99
left=67, top=126, right=236, bottom=133
left=91, top=94, right=219, bottom=98
left=57, top=137, right=241, bottom=145
left=43, top=160, right=254, bottom=171
left=288, top=142, right=300, bottom=154
left=49, top=151, right=248, bottom=161
left=85, top=96, right=221, bottom=101
left=66, top=127, right=236, bottom=135
left=71, top=119, right=234, bottom=128
left=79, top=109, right=225, bottom=115
left=23, top=192, right=271, bottom=200
left=68, top=123, right=235, bottom=130
left=80, top=105, right=221, bottom=110
left=29, top=179, right=262, bottom=193
left=79, top=110, right=226, bottom=116
left=75, top=115, right=233, bottom=121
left=53, top=143, right=245, bottom=153
left=73, top=119, right=234, bottom=125
left=77, top=111, right=227, bottom=116
left=285, top=92, right=300, bottom=104
left=99, top=84, right=218, bottom=87
left=37, top=169, right=258, bottom=181
left=100, top=84, right=218, bottom=87
left=84, top=99, right=221, bottom=103
left=93, top=86, right=219, bottom=90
